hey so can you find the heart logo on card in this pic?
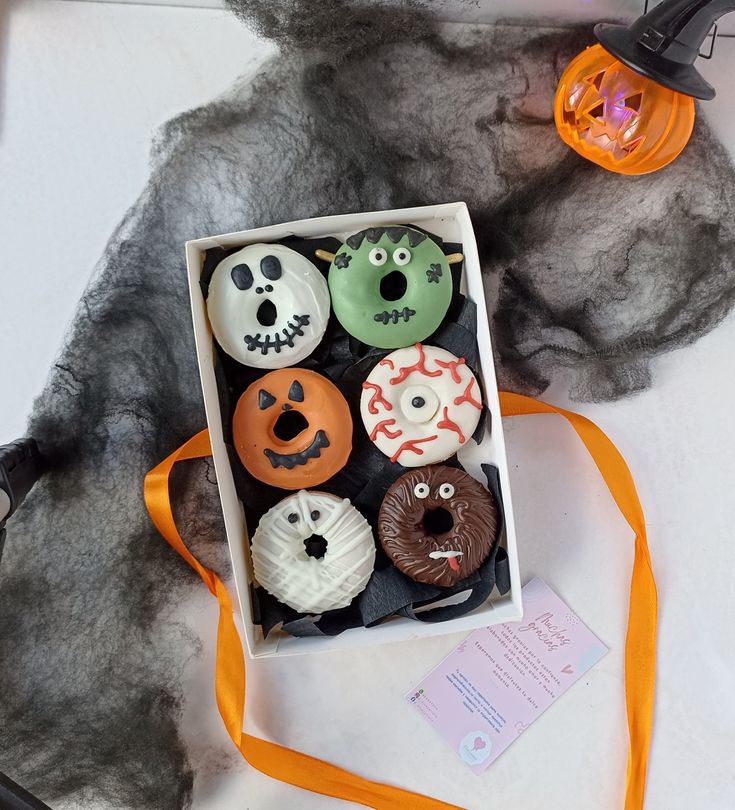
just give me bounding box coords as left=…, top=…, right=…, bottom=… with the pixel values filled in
left=473, top=737, right=486, bottom=751
left=562, top=664, right=574, bottom=674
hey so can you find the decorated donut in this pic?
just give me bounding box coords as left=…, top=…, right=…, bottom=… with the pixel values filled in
left=378, top=466, right=498, bottom=587
left=233, top=368, right=352, bottom=489
left=251, top=490, right=376, bottom=614
left=360, top=343, right=483, bottom=467
left=324, top=225, right=457, bottom=348
left=207, top=243, right=329, bottom=369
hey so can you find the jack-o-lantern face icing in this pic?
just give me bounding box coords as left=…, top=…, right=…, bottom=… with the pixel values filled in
left=328, top=226, right=453, bottom=348
left=233, top=368, right=352, bottom=489
left=360, top=344, right=483, bottom=467
left=207, top=243, right=330, bottom=369
left=554, top=43, right=695, bottom=175
left=378, top=466, right=498, bottom=587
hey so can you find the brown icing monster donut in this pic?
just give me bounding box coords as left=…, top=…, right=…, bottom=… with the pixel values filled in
left=233, top=368, right=352, bottom=489
left=378, top=466, right=498, bottom=587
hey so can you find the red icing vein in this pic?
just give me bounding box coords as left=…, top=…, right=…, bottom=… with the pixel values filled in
left=389, top=343, right=442, bottom=385
left=390, top=435, right=438, bottom=464
left=453, top=378, right=483, bottom=410
left=362, top=381, right=392, bottom=414
left=379, top=357, right=395, bottom=370
left=437, top=406, right=465, bottom=443
left=435, top=356, right=466, bottom=383
left=369, top=418, right=402, bottom=441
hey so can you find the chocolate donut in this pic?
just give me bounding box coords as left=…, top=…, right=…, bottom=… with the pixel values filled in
left=378, top=466, right=498, bottom=587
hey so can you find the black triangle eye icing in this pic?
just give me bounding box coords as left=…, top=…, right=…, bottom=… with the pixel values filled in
left=288, top=380, right=304, bottom=402
left=258, top=389, right=277, bottom=410
left=260, top=255, right=282, bottom=281
left=231, top=263, right=253, bottom=290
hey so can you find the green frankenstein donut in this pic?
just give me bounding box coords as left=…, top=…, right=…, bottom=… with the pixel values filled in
left=328, top=225, right=453, bottom=348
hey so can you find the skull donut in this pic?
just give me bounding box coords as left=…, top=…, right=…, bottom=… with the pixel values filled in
left=360, top=344, right=483, bottom=467
left=378, top=465, right=498, bottom=587
left=206, top=243, right=330, bottom=369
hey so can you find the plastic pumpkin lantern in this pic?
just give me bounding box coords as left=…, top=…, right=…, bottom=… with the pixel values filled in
left=554, top=43, right=695, bottom=175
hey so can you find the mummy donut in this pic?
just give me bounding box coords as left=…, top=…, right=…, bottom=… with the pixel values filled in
left=206, top=243, right=329, bottom=369
left=327, top=225, right=454, bottom=348
left=378, top=466, right=498, bottom=587
left=360, top=344, right=483, bottom=467
left=233, top=368, right=352, bottom=489
left=251, top=490, right=376, bottom=614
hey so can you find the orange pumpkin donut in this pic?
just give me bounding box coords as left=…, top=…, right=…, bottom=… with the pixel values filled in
left=233, top=368, right=352, bottom=489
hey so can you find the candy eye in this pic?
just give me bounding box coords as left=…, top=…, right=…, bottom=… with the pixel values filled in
left=393, top=248, right=411, bottom=266
left=438, top=483, right=455, bottom=499
left=369, top=248, right=388, bottom=266
left=287, top=513, right=299, bottom=523
left=414, top=483, right=430, bottom=499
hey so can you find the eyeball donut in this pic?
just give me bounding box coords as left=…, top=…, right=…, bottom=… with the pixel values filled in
left=327, top=225, right=453, bottom=348
left=360, top=343, right=483, bottom=467
left=233, top=368, right=352, bottom=489
left=206, top=243, right=329, bottom=369
left=251, top=490, right=376, bottom=614
left=378, top=466, right=498, bottom=587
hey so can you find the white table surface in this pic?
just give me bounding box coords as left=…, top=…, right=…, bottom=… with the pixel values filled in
left=2, top=2, right=734, bottom=809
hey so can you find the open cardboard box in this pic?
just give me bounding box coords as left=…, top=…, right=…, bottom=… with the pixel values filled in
left=185, top=202, right=523, bottom=657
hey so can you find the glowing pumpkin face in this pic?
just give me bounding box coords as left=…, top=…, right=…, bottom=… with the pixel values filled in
left=554, top=44, right=695, bottom=175
left=232, top=368, right=352, bottom=490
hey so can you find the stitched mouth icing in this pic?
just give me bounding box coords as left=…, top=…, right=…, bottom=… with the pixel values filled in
left=373, top=307, right=416, bottom=324
left=244, top=314, right=311, bottom=355
left=263, top=430, right=330, bottom=470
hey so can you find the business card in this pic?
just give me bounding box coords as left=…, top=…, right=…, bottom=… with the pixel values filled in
left=407, top=578, right=608, bottom=773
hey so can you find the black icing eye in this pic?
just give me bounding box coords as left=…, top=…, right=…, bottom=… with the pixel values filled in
left=288, top=380, right=305, bottom=402
left=288, top=513, right=299, bottom=523
left=310, top=510, right=320, bottom=521
left=260, top=255, right=282, bottom=281
left=258, top=389, right=277, bottom=410
left=231, top=264, right=253, bottom=290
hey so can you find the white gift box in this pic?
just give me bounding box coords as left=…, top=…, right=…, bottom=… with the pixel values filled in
left=185, top=202, right=522, bottom=657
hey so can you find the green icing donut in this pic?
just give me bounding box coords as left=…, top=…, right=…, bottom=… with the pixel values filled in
left=328, top=225, right=453, bottom=348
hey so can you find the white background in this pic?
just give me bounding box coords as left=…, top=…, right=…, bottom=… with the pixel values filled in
left=2, top=2, right=735, bottom=809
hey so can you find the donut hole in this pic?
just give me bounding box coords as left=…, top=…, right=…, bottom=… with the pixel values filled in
left=303, top=533, right=328, bottom=560
left=273, top=409, right=308, bottom=441
left=379, top=270, right=408, bottom=302
left=423, top=507, right=454, bottom=536
left=256, top=299, right=278, bottom=326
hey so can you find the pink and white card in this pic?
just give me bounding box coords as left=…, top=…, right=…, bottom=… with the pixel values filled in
left=407, top=578, right=608, bottom=773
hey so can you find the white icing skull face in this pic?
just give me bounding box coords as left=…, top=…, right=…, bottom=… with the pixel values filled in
left=206, top=243, right=330, bottom=369
left=360, top=343, right=483, bottom=466
left=251, top=490, right=376, bottom=615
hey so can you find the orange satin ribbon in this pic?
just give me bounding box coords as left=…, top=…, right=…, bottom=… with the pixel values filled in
left=144, top=392, right=656, bottom=810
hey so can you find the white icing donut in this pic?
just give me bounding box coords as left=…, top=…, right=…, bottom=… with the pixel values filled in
left=206, top=243, right=330, bottom=369
left=251, top=490, right=376, bottom=615
left=360, top=343, right=483, bottom=467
